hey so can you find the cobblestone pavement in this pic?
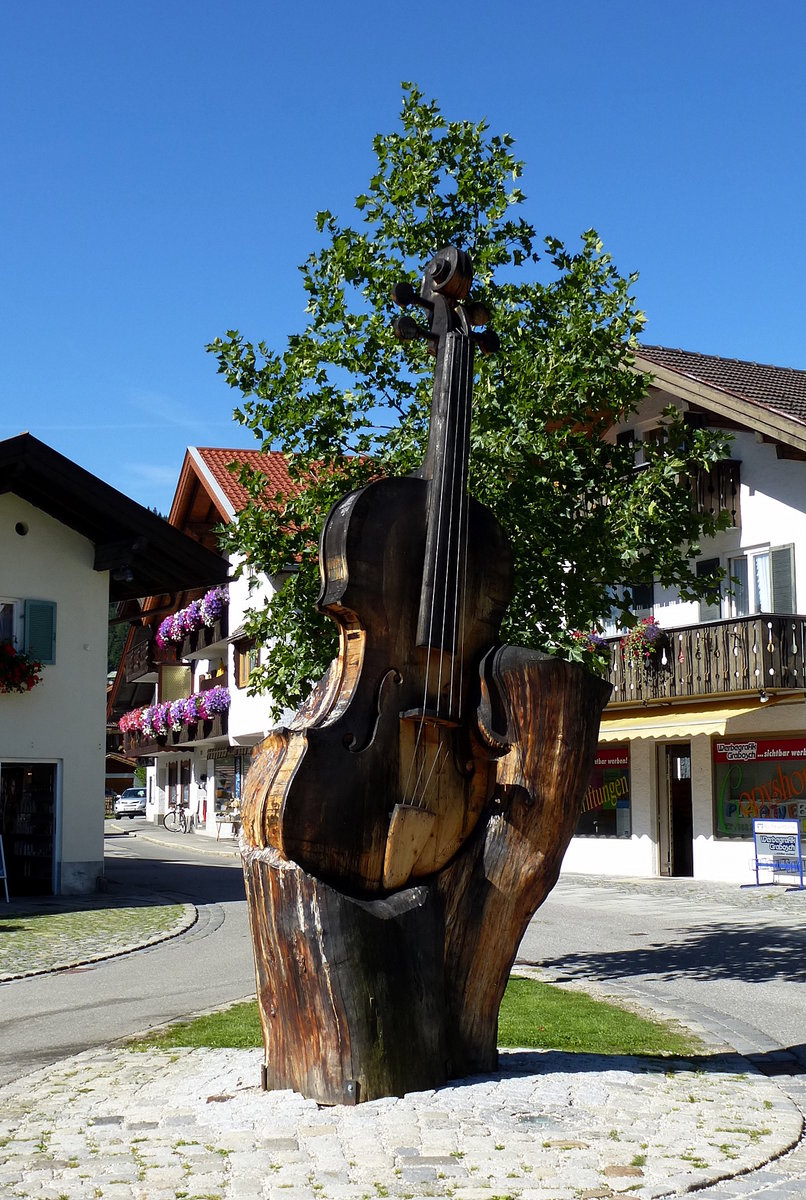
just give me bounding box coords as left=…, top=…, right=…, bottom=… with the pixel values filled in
left=0, top=1044, right=801, bottom=1200
left=1, top=870, right=805, bottom=1198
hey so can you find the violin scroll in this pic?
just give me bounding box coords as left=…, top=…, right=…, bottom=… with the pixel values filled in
left=392, top=246, right=498, bottom=356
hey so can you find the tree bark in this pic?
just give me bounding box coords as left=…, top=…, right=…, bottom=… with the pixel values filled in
left=240, top=649, right=610, bottom=1104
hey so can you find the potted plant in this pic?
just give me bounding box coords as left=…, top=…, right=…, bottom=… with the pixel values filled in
left=620, top=616, right=663, bottom=665
left=0, top=641, right=42, bottom=693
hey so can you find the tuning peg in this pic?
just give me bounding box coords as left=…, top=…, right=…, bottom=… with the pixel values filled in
left=393, top=314, right=428, bottom=342
left=464, top=301, right=491, bottom=328
left=474, top=328, right=500, bottom=356
left=391, top=281, right=418, bottom=307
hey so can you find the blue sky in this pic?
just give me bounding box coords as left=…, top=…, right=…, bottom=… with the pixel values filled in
left=3, top=2, right=805, bottom=514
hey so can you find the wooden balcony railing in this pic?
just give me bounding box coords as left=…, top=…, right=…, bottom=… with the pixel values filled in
left=691, top=459, right=741, bottom=527
left=123, top=710, right=228, bottom=757
left=606, top=614, right=806, bottom=705
left=122, top=638, right=178, bottom=683
left=181, top=612, right=228, bottom=660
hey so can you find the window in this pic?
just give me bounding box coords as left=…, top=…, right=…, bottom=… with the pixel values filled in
left=629, top=583, right=654, bottom=619
left=0, top=601, right=18, bottom=644
left=167, top=761, right=178, bottom=806
left=235, top=638, right=260, bottom=689
left=729, top=545, right=794, bottom=616
left=0, top=599, right=56, bottom=663
left=713, top=736, right=806, bottom=839
left=159, top=663, right=192, bottom=702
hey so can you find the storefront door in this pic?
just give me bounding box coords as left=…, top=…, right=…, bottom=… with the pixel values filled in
left=0, top=762, right=57, bottom=895
left=658, top=744, right=693, bottom=877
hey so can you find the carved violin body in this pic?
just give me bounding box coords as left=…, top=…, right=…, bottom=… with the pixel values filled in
left=241, top=247, right=512, bottom=896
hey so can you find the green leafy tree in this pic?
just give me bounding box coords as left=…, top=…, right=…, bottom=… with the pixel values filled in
left=209, top=84, right=730, bottom=714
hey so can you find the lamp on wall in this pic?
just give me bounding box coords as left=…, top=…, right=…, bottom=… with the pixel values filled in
left=758, top=689, right=769, bottom=704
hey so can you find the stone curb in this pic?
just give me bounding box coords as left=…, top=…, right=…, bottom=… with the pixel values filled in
left=0, top=900, right=198, bottom=983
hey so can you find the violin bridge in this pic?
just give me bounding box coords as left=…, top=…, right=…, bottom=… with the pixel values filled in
left=382, top=803, right=436, bottom=892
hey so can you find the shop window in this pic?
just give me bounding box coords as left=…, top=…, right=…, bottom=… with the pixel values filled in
left=729, top=545, right=794, bottom=616
left=575, top=746, right=631, bottom=838
left=713, top=736, right=806, bottom=839
left=235, top=638, right=259, bottom=689
left=213, top=753, right=245, bottom=818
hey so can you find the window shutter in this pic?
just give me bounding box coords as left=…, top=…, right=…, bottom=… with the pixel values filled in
left=24, top=600, right=56, bottom=664
left=771, top=545, right=795, bottom=613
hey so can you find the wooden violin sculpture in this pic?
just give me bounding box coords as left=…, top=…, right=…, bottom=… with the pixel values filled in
left=241, top=246, right=513, bottom=896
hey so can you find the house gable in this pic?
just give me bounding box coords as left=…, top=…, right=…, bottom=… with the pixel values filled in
left=635, top=346, right=806, bottom=458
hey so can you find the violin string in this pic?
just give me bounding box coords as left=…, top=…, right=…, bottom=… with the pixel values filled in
left=450, top=336, right=472, bottom=721
left=402, top=332, right=454, bottom=808
left=441, top=334, right=465, bottom=722
left=404, top=321, right=473, bottom=811
left=416, top=741, right=449, bottom=810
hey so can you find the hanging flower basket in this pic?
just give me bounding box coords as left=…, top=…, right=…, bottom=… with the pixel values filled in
left=156, top=586, right=229, bottom=648
left=620, top=617, right=663, bottom=666
left=0, top=641, right=43, bottom=693
left=119, top=685, right=231, bottom=739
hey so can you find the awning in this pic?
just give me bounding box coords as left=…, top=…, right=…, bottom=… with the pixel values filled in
left=598, top=693, right=804, bottom=740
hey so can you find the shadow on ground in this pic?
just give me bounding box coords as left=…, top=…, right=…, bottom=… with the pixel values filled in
left=525, top=919, right=806, bottom=985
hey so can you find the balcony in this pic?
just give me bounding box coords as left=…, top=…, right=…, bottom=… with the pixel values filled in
left=181, top=611, right=228, bottom=661
left=692, top=459, right=741, bottom=526
left=123, top=709, right=228, bottom=757
left=606, top=614, right=806, bottom=705
left=122, top=637, right=178, bottom=684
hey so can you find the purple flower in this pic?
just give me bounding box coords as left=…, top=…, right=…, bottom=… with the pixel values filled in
left=155, top=588, right=228, bottom=646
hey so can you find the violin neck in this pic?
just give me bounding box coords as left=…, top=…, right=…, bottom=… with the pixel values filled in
left=416, top=328, right=475, bottom=656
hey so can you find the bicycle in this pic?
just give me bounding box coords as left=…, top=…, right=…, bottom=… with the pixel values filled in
left=162, top=804, right=190, bottom=834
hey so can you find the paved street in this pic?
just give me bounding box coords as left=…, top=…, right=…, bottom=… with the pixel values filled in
left=2, top=838, right=806, bottom=1197
left=0, top=820, right=255, bottom=1086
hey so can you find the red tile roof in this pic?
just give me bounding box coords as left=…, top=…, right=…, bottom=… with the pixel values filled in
left=194, top=448, right=296, bottom=514
left=637, top=345, right=806, bottom=425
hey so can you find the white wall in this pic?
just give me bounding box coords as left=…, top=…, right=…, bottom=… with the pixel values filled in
left=0, top=495, right=108, bottom=892
left=616, top=404, right=806, bottom=630
left=226, top=557, right=284, bottom=744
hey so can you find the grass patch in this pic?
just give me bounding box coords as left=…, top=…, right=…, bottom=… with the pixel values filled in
left=498, top=976, right=700, bottom=1056
left=133, top=1001, right=263, bottom=1050
left=131, top=976, right=700, bottom=1057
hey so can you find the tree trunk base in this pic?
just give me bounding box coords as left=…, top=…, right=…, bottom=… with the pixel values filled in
left=240, top=651, right=610, bottom=1104
left=241, top=843, right=448, bottom=1105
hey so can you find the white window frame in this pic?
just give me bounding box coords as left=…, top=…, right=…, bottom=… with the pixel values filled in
left=728, top=544, right=795, bottom=616
left=0, top=599, right=20, bottom=646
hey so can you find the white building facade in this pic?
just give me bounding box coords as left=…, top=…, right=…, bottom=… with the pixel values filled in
left=1, top=434, right=227, bottom=895
left=563, top=347, right=806, bottom=885
left=113, top=447, right=292, bottom=841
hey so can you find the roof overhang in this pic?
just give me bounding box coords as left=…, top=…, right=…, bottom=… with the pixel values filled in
left=0, top=433, right=229, bottom=601
left=633, top=356, right=806, bottom=456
